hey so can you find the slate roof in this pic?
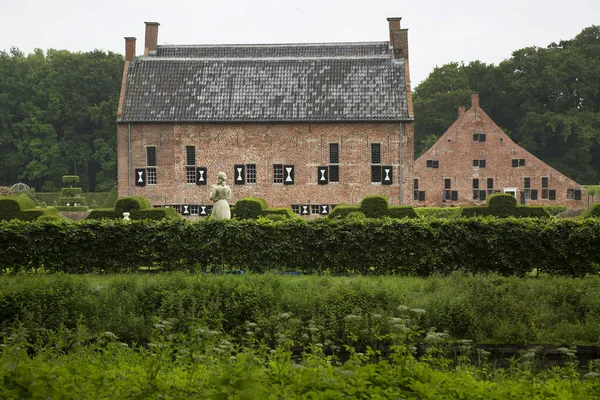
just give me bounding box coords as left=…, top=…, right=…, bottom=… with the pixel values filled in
left=120, top=42, right=410, bottom=123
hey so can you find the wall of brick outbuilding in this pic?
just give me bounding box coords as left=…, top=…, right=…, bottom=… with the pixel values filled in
left=413, top=96, right=585, bottom=209
left=117, top=121, right=414, bottom=210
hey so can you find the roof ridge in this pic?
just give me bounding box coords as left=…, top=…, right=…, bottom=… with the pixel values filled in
left=156, top=41, right=389, bottom=48
left=137, top=55, right=394, bottom=61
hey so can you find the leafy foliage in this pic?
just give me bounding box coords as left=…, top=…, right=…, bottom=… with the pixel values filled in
left=114, top=196, right=151, bottom=212
left=462, top=193, right=550, bottom=218
left=0, top=217, right=598, bottom=276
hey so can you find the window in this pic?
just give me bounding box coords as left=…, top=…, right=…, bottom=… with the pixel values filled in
left=190, top=205, right=199, bottom=215
left=473, top=133, right=486, bottom=142
left=541, top=177, right=548, bottom=188
left=472, top=159, right=486, bottom=168
left=413, top=179, right=420, bottom=201
left=147, top=168, right=157, bottom=185
left=329, top=166, right=339, bottom=183
left=444, top=178, right=451, bottom=189
left=542, top=189, right=549, bottom=200
left=146, top=146, right=156, bottom=167
left=186, top=167, right=196, bottom=184
left=273, top=164, right=283, bottom=184
left=291, top=205, right=301, bottom=215
left=567, top=189, right=582, bottom=200
left=246, top=164, right=256, bottom=184
left=185, top=146, right=195, bottom=166
left=473, top=190, right=487, bottom=201
left=371, top=143, right=381, bottom=164
left=487, top=178, right=494, bottom=189
left=524, top=177, right=530, bottom=189
left=549, top=190, right=556, bottom=200
left=371, top=165, right=382, bottom=184
left=524, top=189, right=531, bottom=200
left=426, top=160, right=439, bottom=169
left=329, top=143, right=339, bottom=164
left=310, top=205, right=320, bottom=215
left=531, top=189, right=538, bottom=200
left=473, top=179, right=479, bottom=189
left=512, top=159, right=525, bottom=167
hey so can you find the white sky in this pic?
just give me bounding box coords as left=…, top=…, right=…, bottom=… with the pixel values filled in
left=1, top=0, right=598, bottom=87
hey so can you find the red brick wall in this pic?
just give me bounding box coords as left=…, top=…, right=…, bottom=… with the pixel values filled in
left=413, top=99, right=586, bottom=208
left=117, top=122, right=414, bottom=209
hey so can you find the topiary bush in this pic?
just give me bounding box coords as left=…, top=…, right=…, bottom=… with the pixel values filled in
left=0, top=195, right=60, bottom=221
left=262, top=207, right=295, bottom=219
left=328, top=205, right=360, bottom=219
left=544, top=206, right=567, bottom=216
left=101, top=186, right=119, bottom=208
left=62, top=176, right=80, bottom=186
left=235, top=197, right=267, bottom=219
left=580, top=203, right=600, bottom=219
left=487, top=193, right=517, bottom=217
left=387, top=205, right=419, bottom=219
left=360, top=195, right=389, bottom=218
left=415, top=207, right=462, bottom=219
left=462, top=193, right=550, bottom=218
left=114, top=196, right=152, bottom=213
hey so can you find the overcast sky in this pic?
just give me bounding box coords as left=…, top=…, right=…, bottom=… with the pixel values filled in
left=1, top=0, right=598, bottom=86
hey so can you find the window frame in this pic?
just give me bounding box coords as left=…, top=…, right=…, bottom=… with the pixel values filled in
left=273, top=164, right=283, bottom=184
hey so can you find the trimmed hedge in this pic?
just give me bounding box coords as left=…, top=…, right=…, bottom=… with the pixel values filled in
left=1, top=217, right=599, bottom=276
left=0, top=195, right=59, bottom=221
left=581, top=203, right=600, bottom=219
left=56, top=206, right=89, bottom=212
left=387, top=205, right=419, bottom=219
left=415, top=207, right=462, bottom=219
left=114, top=196, right=151, bottom=212
left=329, top=197, right=417, bottom=219
left=86, top=207, right=179, bottom=221
left=544, top=205, right=567, bottom=216
left=101, top=186, right=118, bottom=208
left=328, top=205, right=360, bottom=218
left=234, top=197, right=266, bottom=219
left=462, top=193, right=551, bottom=218
left=61, top=188, right=82, bottom=197
left=62, top=176, right=79, bottom=186
left=263, top=207, right=295, bottom=218
left=360, top=195, right=389, bottom=218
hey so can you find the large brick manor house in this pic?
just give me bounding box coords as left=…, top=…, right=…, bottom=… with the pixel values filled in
left=117, top=19, right=415, bottom=216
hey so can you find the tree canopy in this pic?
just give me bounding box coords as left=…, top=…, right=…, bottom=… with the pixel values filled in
left=413, top=26, right=600, bottom=185
left=0, top=48, right=123, bottom=191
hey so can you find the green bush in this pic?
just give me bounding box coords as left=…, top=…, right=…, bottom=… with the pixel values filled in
left=462, top=194, right=550, bottom=218
left=85, top=209, right=121, bottom=220
left=513, top=206, right=550, bottom=218
left=360, top=195, right=389, bottom=218
left=262, top=207, right=295, bottom=219
left=346, top=211, right=365, bottom=219
left=487, top=193, right=517, bottom=217
left=415, top=207, right=462, bottom=219
left=263, top=214, right=286, bottom=221
left=328, top=205, right=360, bottom=218
left=580, top=203, right=600, bottom=219
left=61, top=188, right=82, bottom=197
left=235, top=197, right=267, bottom=219
left=0, top=195, right=37, bottom=220
left=387, top=205, right=419, bottom=219
left=101, top=186, right=118, bottom=208
left=86, top=207, right=179, bottom=221
left=544, top=205, right=567, bottom=216
left=114, top=196, right=151, bottom=213
left=56, top=206, right=89, bottom=212
left=2, top=218, right=599, bottom=276
left=62, top=176, right=80, bottom=186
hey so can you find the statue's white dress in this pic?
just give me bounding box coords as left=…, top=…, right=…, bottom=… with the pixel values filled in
left=210, top=184, right=232, bottom=220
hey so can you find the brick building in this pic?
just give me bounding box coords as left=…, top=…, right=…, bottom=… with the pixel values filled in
left=413, top=94, right=585, bottom=208
left=117, top=18, right=414, bottom=216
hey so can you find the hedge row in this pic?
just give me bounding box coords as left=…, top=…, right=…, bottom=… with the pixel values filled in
left=0, top=196, right=61, bottom=221
left=329, top=195, right=418, bottom=219
left=1, top=218, right=599, bottom=276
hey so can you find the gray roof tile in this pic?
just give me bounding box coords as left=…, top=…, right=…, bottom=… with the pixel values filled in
left=120, top=42, right=409, bottom=122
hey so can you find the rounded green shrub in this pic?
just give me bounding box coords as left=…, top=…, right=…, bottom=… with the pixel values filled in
left=263, top=207, right=295, bottom=218
left=264, top=214, right=286, bottom=221
left=235, top=197, right=267, bottom=219
left=486, top=193, right=517, bottom=217
left=61, top=188, right=83, bottom=197
left=115, top=196, right=152, bottom=213
left=386, top=205, right=418, bottom=219
left=0, top=195, right=36, bottom=220
left=360, top=195, right=389, bottom=218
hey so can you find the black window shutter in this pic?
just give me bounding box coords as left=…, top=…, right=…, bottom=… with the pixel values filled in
left=182, top=205, right=190, bottom=215
left=135, top=169, right=146, bottom=186
left=418, top=191, right=425, bottom=202
left=301, top=205, right=310, bottom=215
left=371, top=165, right=381, bottom=183
left=444, top=179, right=451, bottom=189
left=473, top=179, right=479, bottom=189
left=284, top=165, right=294, bottom=185
left=382, top=166, right=393, bottom=185
left=318, top=167, right=329, bottom=184
left=432, top=160, right=439, bottom=169
left=234, top=165, right=245, bottom=185
left=413, top=179, right=419, bottom=190
left=200, top=205, right=208, bottom=216
left=512, top=159, right=518, bottom=167
left=320, top=205, right=329, bottom=215
left=531, top=189, right=538, bottom=200
left=329, top=165, right=339, bottom=183
left=542, top=177, right=548, bottom=188
left=451, top=191, right=458, bottom=201
left=549, top=190, right=556, bottom=200
left=473, top=134, right=478, bottom=141
left=196, top=167, right=207, bottom=185
left=479, top=160, right=486, bottom=168
left=575, top=189, right=582, bottom=200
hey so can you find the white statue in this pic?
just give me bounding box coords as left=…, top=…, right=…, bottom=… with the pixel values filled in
left=209, top=172, right=232, bottom=220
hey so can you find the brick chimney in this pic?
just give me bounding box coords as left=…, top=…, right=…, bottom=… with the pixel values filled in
left=144, top=22, right=160, bottom=56
left=458, top=106, right=466, bottom=117
left=387, top=17, right=413, bottom=117
left=124, top=37, right=136, bottom=62
left=471, top=93, right=480, bottom=108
